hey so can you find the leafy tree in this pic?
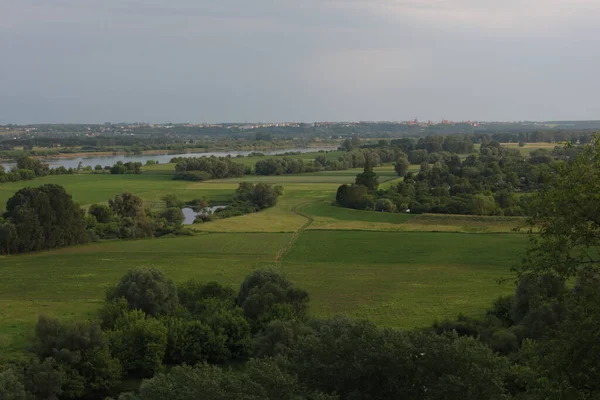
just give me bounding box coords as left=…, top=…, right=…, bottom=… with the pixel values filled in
left=161, top=193, right=182, bottom=208
left=291, top=318, right=508, bottom=400
left=23, top=357, right=65, bottom=400
left=178, top=280, right=236, bottom=313
left=394, top=156, right=410, bottom=176
left=110, top=310, right=168, bottom=378
left=33, top=315, right=122, bottom=398
left=335, top=184, right=374, bottom=210
left=235, top=182, right=283, bottom=210
left=162, top=317, right=228, bottom=365
left=237, top=269, right=309, bottom=331
left=120, top=359, right=336, bottom=400
left=3, top=184, right=88, bottom=254
left=0, top=368, right=28, bottom=400
left=375, top=198, right=396, bottom=213
left=517, top=139, right=600, bottom=280
left=88, top=204, right=113, bottom=223
left=354, top=160, right=379, bottom=193
left=108, top=192, right=145, bottom=219
left=160, top=208, right=184, bottom=226
left=107, top=268, right=179, bottom=317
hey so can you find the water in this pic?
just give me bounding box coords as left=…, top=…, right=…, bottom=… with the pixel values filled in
left=182, top=206, right=228, bottom=225
left=2, top=146, right=338, bottom=170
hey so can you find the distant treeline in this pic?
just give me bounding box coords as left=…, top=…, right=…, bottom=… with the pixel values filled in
left=171, top=156, right=250, bottom=181
left=336, top=139, right=572, bottom=216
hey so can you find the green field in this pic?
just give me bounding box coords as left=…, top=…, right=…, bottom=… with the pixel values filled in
left=0, top=158, right=529, bottom=359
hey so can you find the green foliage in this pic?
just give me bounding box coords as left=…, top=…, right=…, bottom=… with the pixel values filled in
left=23, top=357, right=65, bottom=400
left=0, top=368, right=27, bottom=400
left=172, top=156, right=246, bottom=181
left=1, top=184, right=88, bottom=254
left=161, top=193, right=182, bottom=208
left=517, top=139, right=600, bottom=280
left=290, top=318, right=508, bottom=400
left=160, top=208, right=184, bottom=226
left=354, top=161, right=379, bottom=193
left=394, top=156, right=410, bottom=176
left=162, top=317, right=228, bottom=365
left=88, top=203, right=114, bottom=223
left=107, top=268, right=179, bottom=317
left=335, top=184, right=374, bottom=210
left=109, top=192, right=145, bottom=219
left=32, top=315, right=122, bottom=398
left=234, top=182, right=283, bottom=210
left=110, top=310, right=167, bottom=378
left=237, top=269, right=309, bottom=331
left=121, top=359, right=335, bottom=400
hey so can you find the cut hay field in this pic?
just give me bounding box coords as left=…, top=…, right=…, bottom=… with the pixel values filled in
left=0, top=156, right=530, bottom=360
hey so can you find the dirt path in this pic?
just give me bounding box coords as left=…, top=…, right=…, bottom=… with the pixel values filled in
left=275, top=201, right=316, bottom=268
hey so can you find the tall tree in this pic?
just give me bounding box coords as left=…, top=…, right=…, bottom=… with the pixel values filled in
left=355, top=159, right=379, bottom=193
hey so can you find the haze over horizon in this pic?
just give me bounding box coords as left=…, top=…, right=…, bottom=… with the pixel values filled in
left=2, top=0, right=599, bottom=124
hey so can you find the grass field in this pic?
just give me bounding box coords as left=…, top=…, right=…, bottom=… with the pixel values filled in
left=0, top=154, right=531, bottom=360
left=283, top=231, right=525, bottom=327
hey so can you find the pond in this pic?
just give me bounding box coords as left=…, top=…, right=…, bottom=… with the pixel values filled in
left=2, top=146, right=338, bottom=170
left=181, top=206, right=228, bottom=225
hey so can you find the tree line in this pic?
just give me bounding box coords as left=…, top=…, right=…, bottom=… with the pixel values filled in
left=336, top=140, right=566, bottom=216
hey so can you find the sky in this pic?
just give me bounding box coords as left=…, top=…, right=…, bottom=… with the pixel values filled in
left=1, top=0, right=599, bottom=124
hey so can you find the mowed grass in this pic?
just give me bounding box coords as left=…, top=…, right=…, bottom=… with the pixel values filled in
left=0, top=173, right=237, bottom=207
left=0, top=233, right=291, bottom=359
left=282, top=231, right=526, bottom=328
left=302, top=201, right=524, bottom=233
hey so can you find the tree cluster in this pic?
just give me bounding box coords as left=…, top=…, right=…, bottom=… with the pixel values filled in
left=110, top=161, right=142, bottom=174
left=0, top=156, right=76, bottom=184
left=196, top=183, right=283, bottom=223
left=336, top=141, right=561, bottom=216
left=87, top=192, right=188, bottom=239
left=172, top=156, right=248, bottom=181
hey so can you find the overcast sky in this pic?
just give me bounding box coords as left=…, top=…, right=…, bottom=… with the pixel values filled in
left=1, top=0, right=599, bottom=124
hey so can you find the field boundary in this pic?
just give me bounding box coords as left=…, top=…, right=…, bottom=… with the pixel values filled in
left=275, top=201, right=316, bottom=269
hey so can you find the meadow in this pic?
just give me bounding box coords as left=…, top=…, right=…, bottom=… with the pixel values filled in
left=0, top=157, right=529, bottom=359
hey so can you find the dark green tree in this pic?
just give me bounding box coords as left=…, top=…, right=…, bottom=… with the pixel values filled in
left=354, top=159, right=379, bottom=193
left=3, top=184, right=88, bottom=253
left=110, top=310, right=168, bottom=378
left=237, top=269, right=309, bottom=331
left=107, top=268, right=179, bottom=317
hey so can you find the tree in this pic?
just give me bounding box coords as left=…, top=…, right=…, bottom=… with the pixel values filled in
left=394, top=156, right=410, bottom=176
left=0, top=368, right=28, bottom=400
left=290, top=318, right=508, bottom=400
left=107, top=268, right=179, bottom=317
left=162, top=317, right=228, bottom=365
left=354, top=160, right=379, bottom=193
left=3, top=184, right=88, bottom=253
left=160, top=208, right=184, bottom=226
left=375, top=198, right=396, bottom=213
left=33, top=315, right=122, bottom=398
left=23, top=357, right=66, bottom=400
left=235, top=183, right=283, bottom=210
left=110, top=310, right=168, bottom=378
left=237, top=269, right=309, bottom=331
left=109, top=192, right=145, bottom=219
left=516, top=139, right=600, bottom=280
left=88, top=204, right=113, bottom=223
left=121, top=359, right=336, bottom=400
left=161, top=193, right=182, bottom=208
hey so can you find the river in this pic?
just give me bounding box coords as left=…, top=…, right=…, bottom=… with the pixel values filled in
left=2, top=146, right=338, bottom=170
